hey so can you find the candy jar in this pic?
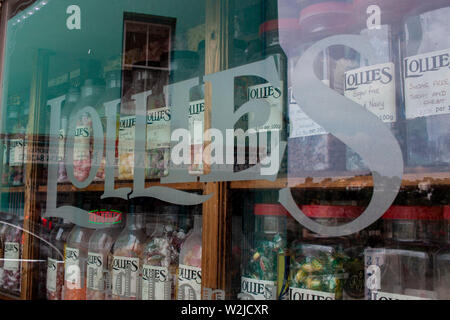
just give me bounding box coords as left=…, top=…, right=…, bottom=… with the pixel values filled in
left=434, top=205, right=450, bottom=299
left=36, top=218, right=53, bottom=299
left=73, top=79, right=103, bottom=182
left=111, top=206, right=146, bottom=300
left=58, top=86, right=80, bottom=183
left=140, top=213, right=178, bottom=300
left=0, top=214, right=13, bottom=289
left=47, top=219, right=72, bottom=300
left=289, top=205, right=352, bottom=300
left=241, top=204, right=287, bottom=300
left=9, top=109, right=25, bottom=187
left=63, top=223, right=94, bottom=300
left=365, top=206, right=437, bottom=300
left=86, top=222, right=121, bottom=300
left=177, top=214, right=202, bottom=300
left=2, top=214, right=23, bottom=295
left=402, top=3, right=450, bottom=167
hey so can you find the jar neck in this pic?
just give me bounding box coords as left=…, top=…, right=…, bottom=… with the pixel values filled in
left=126, top=213, right=143, bottom=230
left=193, top=214, right=202, bottom=232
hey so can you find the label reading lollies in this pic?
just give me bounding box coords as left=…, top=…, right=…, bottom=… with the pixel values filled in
left=87, top=252, right=104, bottom=291
left=111, top=256, right=139, bottom=298
left=4, top=242, right=19, bottom=271
left=47, top=257, right=58, bottom=292
left=142, top=265, right=171, bottom=300
left=247, top=83, right=283, bottom=132
left=289, top=287, right=335, bottom=300
left=177, top=265, right=202, bottom=300
left=240, top=277, right=276, bottom=300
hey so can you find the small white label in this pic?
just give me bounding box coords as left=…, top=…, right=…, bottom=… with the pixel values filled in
left=58, top=127, right=66, bottom=161
left=240, top=277, right=276, bottom=300
left=74, top=126, right=91, bottom=161
left=4, top=242, right=20, bottom=271
left=87, top=252, right=104, bottom=291
left=404, top=48, right=450, bottom=119
left=111, top=256, right=140, bottom=298
left=47, top=257, right=58, bottom=292
left=188, top=100, right=205, bottom=145
left=147, top=107, right=171, bottom=149
left=65, top=247, right=81, bottom=288
left=118, top=116, right=136, bottom=179
left=345, top=62, right=396, bottom=123
left=9, top=139, right=24, bottom=166
left=370, top=291, right=431, bottom=300
left=289, top=287, right=335, bottom=300
left=142, top=265, right=171, bottom=300
left=177, top=264, right=202, bottom=300
left=247, top=83, right=283, bottom=132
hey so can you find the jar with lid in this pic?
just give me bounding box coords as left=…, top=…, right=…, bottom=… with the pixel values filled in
left=434, top=205, right=450, bottom=299
left=241, top=204, right=287, bottom=300
left=2, top=214, right=23, bottom=295
left=365, top=206, right=436, bottom=300
left=110, top=206, right=146, bottom=300
left=288, top=2, right=352, bottom=177
left=178, top=214, right=202, bottom=300
left=86, top=219, right=122, bottom=300
left=47, top=219, right=72, bottom=300
left=289, top=205, right=355, bottom=300
left=402, top=3, right=450, bottom=167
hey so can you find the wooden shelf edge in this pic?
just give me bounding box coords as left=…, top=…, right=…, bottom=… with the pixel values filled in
left=0, top=186, right=25, bottom=193
left=0, top=292, right=20, bottom=300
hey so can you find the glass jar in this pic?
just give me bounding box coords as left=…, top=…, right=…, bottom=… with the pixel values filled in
left=178, top=214, right=202, bottom=300
left=288, top=2, right=353, bottom=177
left=9, top=109, right=25, bottom=186
left=47, top=219, right=72, bottom=300
left=63, top=223, right=95, bottom=300
left=434, top=205, right=450, bottom=299
left=403, top=3, right=450, bottom=167
left=241, top=204, right=287, bottom=300
left=365, top=206, right=436, bottom=300
left=0, top=214, right=13, bottom=290
left=86, top=221, right=121, bottom=300
left=2, top=214, right=23, bottom=295
left=289, top=205, right=355, bottom=300
left=111, top=207, right=146, bottom=300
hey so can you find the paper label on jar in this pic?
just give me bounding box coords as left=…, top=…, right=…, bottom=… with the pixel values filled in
left=119, top=116, right=136, bottom=153
left=142, top=265, right=171, bottom=300
left=289, top=287, right=335, bottom=300
left=65, top=247, right=82, bottom=288
left=147, top=107, right=171, bottom=150
left=47, top=257, right=58, bottom=292
left=240, top=277, right=277, bottom=300
left=58, top=128, right=66, bottom=161
left=4, top=242, right=20, bottom=271
left=111, top=256, right=139, bottom=298
left=370, top=291, right=431, bottom=300
left=404, top=49, right=450, bottom=119
left=344, top=62, right=396, bottom=123
left=87, top=252, right=104, bottom=291
left=74, top=125, right=91, bottom=161
left=247, top=83, right=283, bottom=132
left=9, top=139, right=24, bottom=166
left=188, top=100, right=205, bottom=145
left=177, top=264, right=202, bottom=300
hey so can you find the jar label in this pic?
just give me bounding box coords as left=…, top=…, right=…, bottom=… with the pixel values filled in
left=65, top=247, right=81, bottom=288
left=344, top=62, right=396, bottom=123
left=289, top=287, right=335, bottom=300
left=404, top=48, right=450, bottom=119
left=188, top=100, right=204, bottom=174
left=240, top=277, right=276, bottom=300
left=4, top=242, right=19, bottom=271
left=58, top=128, right=66, bottom=161
left=87, top=252, right=104, bottom=291
left=9, top=139, right=24, bottom=166
left=118, top=116, right=136, bottom=179
left=147, top=107, right=171, bottom=149
left=247, top=83, right=283, bottom=132
left=177, top=264, right=202, bottom=300
left=369, top=291, right=432, bottom=300
left=142, top=265, right=171, bottom=300
left=111, top=256, right=139, bottom=298
left=47, top=257, right=58, bottom=292
left=74, top=126, right=91, bottom=161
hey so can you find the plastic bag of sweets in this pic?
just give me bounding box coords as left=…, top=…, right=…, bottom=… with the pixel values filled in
left=241, top=204, right=288, bottom=300
left=111, top=208, right=146, bottom=300
left=47, top=219, right=73, bottom=300
left=288, top=205, right=354, bottom=300
left=177, top=214, right=202, bottom=300
left=2, top=214, right=23, bottom=295
left=288, top=2, right=353, bottom=177
left=86, top=222, right=121, bottom=300
left=63, top=224, right=94, bottom=300
left=73, top=79, right=103, bottom=182
left=402, top=3, right=450, bottom=167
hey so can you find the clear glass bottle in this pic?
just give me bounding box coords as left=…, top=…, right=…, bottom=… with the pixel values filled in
left=86, top=222, right=122, bottom=300
left=47, top=219, right=72, bottom=300
left=58, top=86, right=80, bottom=183
left=241, top=204, right=287, bottom=300
left=63, top=222, right=94, bottom=300
left=402, top=3, right=450, bottom=167
left=177, top=214, right=202, bottom=300
left=110, top=206, right=146, bottom=300
left=2, top=214, right=23, bottom=295
left=365, top=206, right=437, bottom=300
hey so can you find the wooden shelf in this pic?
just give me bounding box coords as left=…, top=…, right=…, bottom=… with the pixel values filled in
left=0, top=292, right=20, bottom=300
left=0, top=186, right=25, bottom=193
left=38, top=180, right=204, bottom=193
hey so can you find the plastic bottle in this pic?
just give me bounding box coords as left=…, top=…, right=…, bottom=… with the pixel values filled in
left=177, top=214, right=202, bottom=300
left=111, top=206, right=146, bottom=300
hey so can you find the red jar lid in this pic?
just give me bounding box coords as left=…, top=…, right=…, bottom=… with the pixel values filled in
left=301, top=205, right=363, bottom=219
left=259, top=18, right=300, bottom=36
left=254, top=203, right=288, bottom=216
left=383, top=206, right=442, bottom=220
left=444, top=206, right=450, bottom=220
